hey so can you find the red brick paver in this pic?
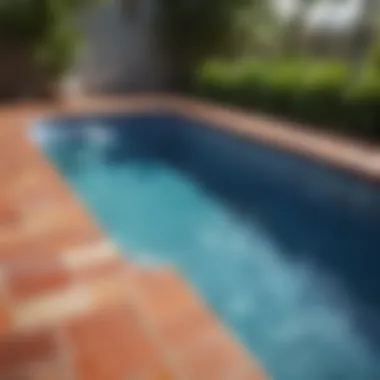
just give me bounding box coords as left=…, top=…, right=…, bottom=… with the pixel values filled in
left=0, top=329, right=59, bottom=373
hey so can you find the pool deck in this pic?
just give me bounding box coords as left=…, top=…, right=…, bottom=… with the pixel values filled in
left=0, top=94, right=379, bottom=380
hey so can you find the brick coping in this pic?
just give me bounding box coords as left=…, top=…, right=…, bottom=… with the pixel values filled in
left=11, top=94, right=380, bottom=183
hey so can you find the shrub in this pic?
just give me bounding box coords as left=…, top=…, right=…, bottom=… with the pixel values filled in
left=345, top=67, right=380, bottom=137
left=195, top=60, right=266, bottom=107
left=294, top=61, right=350, bottom=126
left=257, top=59, right=306, bottom=115
left=195, top=58, right=380, bottom=140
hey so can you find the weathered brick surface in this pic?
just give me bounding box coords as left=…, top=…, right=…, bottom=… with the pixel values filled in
left=0, top=329, right=59, bottom=374
left=66, top=304, right=169, bottom=380
left=7, top=258, right=71, bottom=300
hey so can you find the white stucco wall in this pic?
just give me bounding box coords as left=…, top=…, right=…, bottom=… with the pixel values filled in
left=72, top=0, right=170, bottom=93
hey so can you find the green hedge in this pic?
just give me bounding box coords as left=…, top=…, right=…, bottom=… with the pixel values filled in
left=194, top=59, right=380, bottom=140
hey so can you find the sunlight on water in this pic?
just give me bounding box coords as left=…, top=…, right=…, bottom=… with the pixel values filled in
left=43, top=132, right=380, bottom=380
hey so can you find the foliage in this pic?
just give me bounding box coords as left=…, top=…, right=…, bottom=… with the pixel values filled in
left=195, top=58, right=380, bottom=140
left=155, top=0, right=257, bottom=88
left=344, top=63, right=380, bottom=135
left=295, top=61, right=350, bottom=125
left=0, top=0, right=102, bottom=81
left=229, top=2, right=281, bottom=58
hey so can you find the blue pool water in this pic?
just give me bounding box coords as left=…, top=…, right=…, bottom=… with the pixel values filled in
left=35, top=114, right=380, bottom=380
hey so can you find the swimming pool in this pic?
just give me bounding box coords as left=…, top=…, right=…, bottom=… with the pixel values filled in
left=34, top=113, right=380, bottom=380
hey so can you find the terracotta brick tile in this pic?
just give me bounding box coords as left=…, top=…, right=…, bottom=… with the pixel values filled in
left=3, top=167, right=46, bottom=192
left=0, top=157, right=42, bottom=184
left=0, top=235, right=42, bottom=262
left=30, top=225, right=103, bottom=256
left=66, top=304, right=170, bottom=380
left=0, top=237, right=69, bottom=265
left=0, top=310, right=11, bottom=335
left=179, top=330, right=255, bottom=380
left=125, top=365, right=176, bottom=380
left=61, top=240, right=130, bottom=285
left=73, top=257, right=127, bottom=283
left=159, top=304, right=217, bottom=354
left=0, top=329, right=59, bottom=374
left=62, top=240, right=118, bottom=271
left=7, top=258, right=71, bottom=299
left=0, top=370, right=27, bottom=380
left=0, top=362, right=68, bottom=380
left=0, top=294, right=11, bottom=334
left=89, top=267, right=132, bottom=308
left=135, top=269, right=202, bottom=325
left=0, top=200, right=20, bottom=228
left=10, top=182, right=72, bottom=217
left=26, top=204, right=93, bottom=233
left=0, top=156, right=38, bottom=180
left=28, top=365, right=66, bottom=380
left=242, top=367, right=268, bottom=380
left=0, top=211, right=101, bottom=263
left=13, top=285, right=93, bottom=331
left=0, top=222, right=26, bottom=243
